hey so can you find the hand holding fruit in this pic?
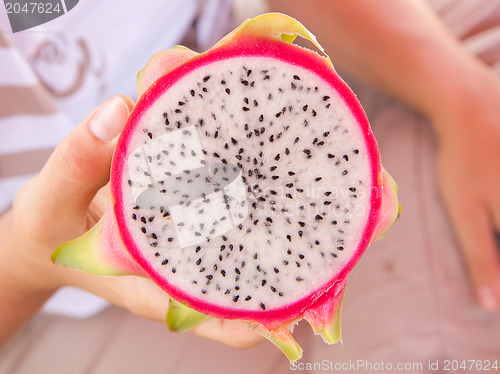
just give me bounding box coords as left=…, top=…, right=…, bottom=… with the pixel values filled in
left=0, top=93, right=262, bottom=349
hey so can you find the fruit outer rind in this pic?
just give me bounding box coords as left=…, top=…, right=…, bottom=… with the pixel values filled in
left=166, top=298, right=208, bottom=333
left=51, top=209, right=144, bottom=277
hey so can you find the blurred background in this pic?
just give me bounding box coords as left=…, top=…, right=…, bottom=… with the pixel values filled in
left=1, top=0, right=499, bottom=373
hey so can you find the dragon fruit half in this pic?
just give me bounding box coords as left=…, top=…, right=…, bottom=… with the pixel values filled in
left=52, top=13, right=399, bottom=361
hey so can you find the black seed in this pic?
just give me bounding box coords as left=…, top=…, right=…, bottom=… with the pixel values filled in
left=259, top=114, right=264, bottom=122
left=315, top=177, right=322, bottom=182
left=296, top=277, right=304, bottom=282
left=266, top=217, right=273, bottom=223
left=285, top=183, right=293, bottom=188
left=293, top=75, right=300, bottom=80
left=275, top=154, right=280, bottom=161
left=168, top=237, right=174, bottom=242
left=233, top=295, right=240, bottom=302
left=245, top=295, right=252, bottom=301
left=271, top=286, right=276, bottom=292
left=272, top=175, right=279, bottom=180
left=317, top=141, right=325, bottom=146
left=343, top=155, right=349, bottom=161
left=298, top=230, right=304, bottom=237
left=315, top=215, right=323, bottom=220
left=141, top=227, right=147, bottom=234
left=162, top=259, right=168, bottom=265
left=206, top=275, right=213, bottom=281
left=298, top=221, right=305, bottom=227
left=332, top=220, right=338, bottom=225
left=338, top=246, right=344, bottom=251
left=241, top=79, right=249, bottom=86
left=274, top=267, right=279, bottom=273
left=131, top=214, right=137, bottom=220
left=342, top=170, right=349, bottom=175
left=235, top=268, right=241, bottom=275
left=196, top=258, right=202, bottom=266
left=303, top=149, right=311, bottom=155
left=172, top=268, right=177, bottom=273
left=291, top=82, right=297, bottom=89
left=323, top=95, right=330, bottom=101
left=260, top=303, right=266, bottom=310
left=203, top=75, right=211, bottom=82
left=221, top=270, right=226, bottom=277
left=294, top=137, right=300, bottom=144
left=225, top=88, right=231, bottom=94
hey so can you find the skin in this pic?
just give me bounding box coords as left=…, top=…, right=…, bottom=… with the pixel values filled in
left=267, top=0, right=500, bottom=311
left=1, top=0, right=498, bottom=351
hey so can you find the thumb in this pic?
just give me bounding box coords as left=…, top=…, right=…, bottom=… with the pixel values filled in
left=38, top=95, right=134, bottom=218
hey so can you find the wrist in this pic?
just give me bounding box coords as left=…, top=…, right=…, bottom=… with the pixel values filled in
left=423, top=59, right=500, bottom=140
left=0, top=210, right=60, bottom=295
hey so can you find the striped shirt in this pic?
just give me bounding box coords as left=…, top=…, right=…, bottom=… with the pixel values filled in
left=0, top=0, right=234, bottom=214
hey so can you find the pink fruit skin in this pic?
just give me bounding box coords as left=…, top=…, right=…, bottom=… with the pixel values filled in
left=110, top=36, right=383, bottom=330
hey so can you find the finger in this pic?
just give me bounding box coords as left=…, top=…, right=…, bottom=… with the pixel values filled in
left=65, top=271, right=170, bottom=321
left=191, top=318, right=265, bottom=349
left=66, top=270, right=264, bottom=349
left=86, top=183, right=112, bottom=228
left=38, top=96, right=134, bottom=219
left=451, top=201, right=500, bottom=310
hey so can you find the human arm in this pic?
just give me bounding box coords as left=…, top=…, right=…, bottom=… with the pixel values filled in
left=267, top=0, right=500, bottom=309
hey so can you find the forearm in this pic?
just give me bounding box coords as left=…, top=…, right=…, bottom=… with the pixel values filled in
left=267, top=0, right=496, bottom=136
left=0, top=211, right=55, bottom=348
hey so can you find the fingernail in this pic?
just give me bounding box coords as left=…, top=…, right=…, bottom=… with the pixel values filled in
left=478, top=286, right=499, bottom=311
left=89, top=97, right=129, bottom=141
